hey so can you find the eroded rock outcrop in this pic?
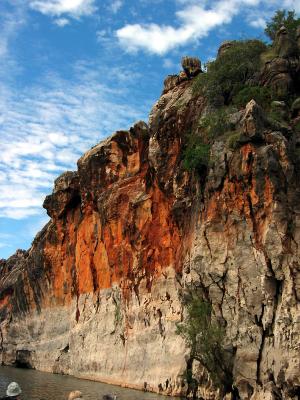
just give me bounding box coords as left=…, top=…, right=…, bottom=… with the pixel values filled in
left=181, top=57, right=202, bottom=78
left=260, top=25, right=300, bottom=99
left=1, top=41, right=300, bottom=400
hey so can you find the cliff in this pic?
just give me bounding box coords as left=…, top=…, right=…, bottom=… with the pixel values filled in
left=1, top=35, right=300, bottom=400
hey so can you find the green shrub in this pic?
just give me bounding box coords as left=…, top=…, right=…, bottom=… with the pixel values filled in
left=232, top=86, right=272, bottom=109
left=265, top=10, right=300, bottom=42
left=176, top=292, right=233, bottom=392
left=113, top=295, right=122, bottom=326
left=295, top=120, right=300, bottom=133
left=226, top=131, right=241, bottom=149
left=260, top=46, right=278, bottom=63
left=198, top=108, right=235, bottom=139
left=193, top=40, right=267, bottom=105
left=183, top=137, right=210, bottom=172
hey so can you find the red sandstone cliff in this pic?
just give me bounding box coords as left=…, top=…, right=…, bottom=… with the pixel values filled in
left=1, top=41, right=300, bottom=400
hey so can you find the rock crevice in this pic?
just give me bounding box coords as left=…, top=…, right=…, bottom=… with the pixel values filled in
left=0, top=41, right=300, bottom=399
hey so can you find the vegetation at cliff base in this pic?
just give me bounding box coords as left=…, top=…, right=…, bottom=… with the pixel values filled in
left=176, top=292, right=234, bottom=393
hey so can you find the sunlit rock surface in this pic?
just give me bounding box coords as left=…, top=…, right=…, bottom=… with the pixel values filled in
left=1, top=41, right=300, bottom=399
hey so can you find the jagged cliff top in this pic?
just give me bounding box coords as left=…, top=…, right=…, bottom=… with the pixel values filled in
left=0, top=26, right=300, bottom=399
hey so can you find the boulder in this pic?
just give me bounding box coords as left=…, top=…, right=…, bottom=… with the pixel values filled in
left=43, top=171, right=80, bottom=219
left=163, top=75, right=179, bottom=93
left=260, top=26, right=300, bottom=98
left=291, top=97, right=300, bottom=118
left=260, top=57, right=294, bottom=99
left=241, top=99, right=265, bottom=140
left=181, top=56, right=201, bottom=78
left=217, top=41, right=234, bottom=58
left=273, top=26, right=298, bottom=58
left=270, top=100, right=289, bottom=121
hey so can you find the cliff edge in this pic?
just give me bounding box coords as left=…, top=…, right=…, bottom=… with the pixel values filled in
left=1, top=33, right=300, bottom=400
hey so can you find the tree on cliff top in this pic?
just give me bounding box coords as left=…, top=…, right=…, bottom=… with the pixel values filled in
left=265, top=10, right=300, bottom=41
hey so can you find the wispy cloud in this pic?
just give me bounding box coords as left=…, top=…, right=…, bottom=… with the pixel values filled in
left=54, top=17, right=70, bottom=26
left=28, top=0, right=97, bottom=26
left=0, top=63, right=146, bottom=219
left=110, top=0, right=123, bottom=14
left=116, top=0, right=300, bottom=55
left=29, top=0, right=97, bottom=18
left=0, top=233, right=13, bottom=252
left=0, top=1, right=26, bottom=58
left=116, top=0, right=254, bottom=54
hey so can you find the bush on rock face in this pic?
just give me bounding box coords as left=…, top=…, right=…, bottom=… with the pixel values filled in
left=183, top=136, right=210, bottom=173
left=232, top=85, right=272, bottom=109
left=176, top=291, right=234, bottom=394
left=198, top=108, right=234, bottom=138
left=193, top=40, right=267, bottom=105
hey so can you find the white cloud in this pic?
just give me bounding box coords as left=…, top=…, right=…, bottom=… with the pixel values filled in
left=29, top=0, right=96, bottom=18
left=54, top=17, right=70, bottom=26
left=110, top=0, right=123, bottom=14
left=116, top=0, right=299, bottom=55
left=282, top=0, right=300, bottom=13
left=116, top=0, right=249, bottom=54
left=48, top=132, right=69, bottom=146
left=0, top=2, right=26, bottom=58
left=163, top=58, right=177, bottom=69
left=0, top=242, right=12, bottom=249
left=249, top=17, right=266, bottom=29
left=0, top=63, right=146, bottom=220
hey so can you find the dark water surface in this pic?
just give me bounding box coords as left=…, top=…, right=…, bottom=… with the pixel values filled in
left=0, top=367, right=177, bottom=400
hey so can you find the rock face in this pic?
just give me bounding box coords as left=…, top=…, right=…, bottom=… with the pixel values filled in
left=0, top=120, right=192, bottom=396
left=217, top=41, right=235, bottom=58
left=260, top=25, right=300, bottom=99
left=273, top=26, right=298, bottom=58
left=1, top=47, right=300, bottom=400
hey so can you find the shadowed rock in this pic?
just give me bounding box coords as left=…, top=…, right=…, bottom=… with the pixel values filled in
left=217, top=41, right=234, bottom=58
left=297, top=26, right=300, bottom=49
left=291, top=97, right=300, bottom=118
left=260, top=58, right=298, bottom=99
left=103, top=395, right=117, bottom=400
left=43, top=171, right=80, bottom=219
left=259, top=26, right=300, bottom=98
left=273, top=25, right=298, bottom=58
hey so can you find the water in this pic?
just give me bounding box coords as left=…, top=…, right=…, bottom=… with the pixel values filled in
left=0, top=367, right=177, bottom=400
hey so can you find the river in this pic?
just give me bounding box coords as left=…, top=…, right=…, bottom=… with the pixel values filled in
left=0, top=367, right=178, bottom=400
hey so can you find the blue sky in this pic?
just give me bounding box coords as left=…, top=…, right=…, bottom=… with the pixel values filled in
left=0, top=0, right=299, bottom=259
